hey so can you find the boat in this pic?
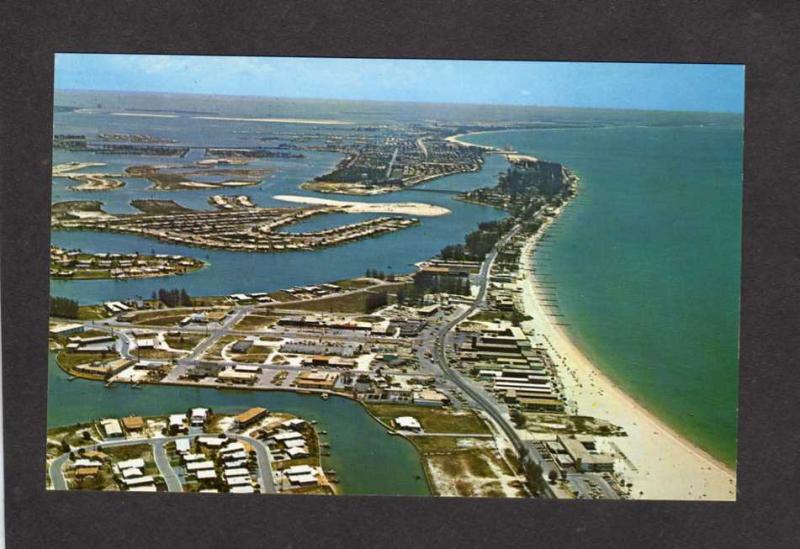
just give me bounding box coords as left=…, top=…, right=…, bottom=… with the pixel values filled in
left=321, top=392, right=329, bottom=400
left=67, top=376, right=77, bottom=382
left=319, top=430, right=327, bottom=435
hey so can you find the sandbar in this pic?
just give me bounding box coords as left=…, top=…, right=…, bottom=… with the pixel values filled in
left=273, top=195, right=450, bottom=217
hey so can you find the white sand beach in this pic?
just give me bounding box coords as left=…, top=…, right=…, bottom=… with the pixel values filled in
left=445, top=132, right=504, bottom=151
left=273, top=194, right=451, bottom=216
left=518, top=214, right=737, bottom=501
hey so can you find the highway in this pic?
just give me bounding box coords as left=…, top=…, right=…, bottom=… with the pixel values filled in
left=430, top=224, right=551, bottom=493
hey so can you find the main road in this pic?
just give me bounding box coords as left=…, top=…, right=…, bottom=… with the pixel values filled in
left=431, top=224, right=553, bottom=497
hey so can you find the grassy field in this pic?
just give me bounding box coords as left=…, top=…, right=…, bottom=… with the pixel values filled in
left=164, top=333, right=206, bottom=351
left=202, top=335, right=238, bottom=360
left=76, top=305, right=113, bottom=320
left=268, top=282, right=410, bottom=314
left=134, top=348, right=182, bottom=360
left=365, top=404, right=491, bottom=434
left=234, top=314, right=279, bottom=331
left=56, top=350, right=118, bottom=370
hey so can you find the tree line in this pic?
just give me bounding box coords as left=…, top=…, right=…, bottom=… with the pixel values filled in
left=151, top=288, right=192, bottom=308
left=50, top=296, right=79, bottom=319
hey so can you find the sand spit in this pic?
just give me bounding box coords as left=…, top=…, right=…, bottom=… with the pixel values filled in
left=273, top=195, right=451, bottom=217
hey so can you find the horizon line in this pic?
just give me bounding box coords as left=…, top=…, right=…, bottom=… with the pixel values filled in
left=53, top=87, right=745, bottom=116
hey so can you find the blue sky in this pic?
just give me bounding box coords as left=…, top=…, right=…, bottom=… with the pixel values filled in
left=55, top=54, right=745, bottom=113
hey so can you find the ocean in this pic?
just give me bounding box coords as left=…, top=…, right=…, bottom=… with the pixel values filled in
left=463, top=126, right=742, bottom=467
left=49, top=90, right=742, bottom=477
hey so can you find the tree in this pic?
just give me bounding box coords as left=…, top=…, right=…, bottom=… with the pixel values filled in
left=50, top=296, right=79, bottom=319
left=548, top=470, right=559, bottom=484
left=510, top=409, right=527, bottom=428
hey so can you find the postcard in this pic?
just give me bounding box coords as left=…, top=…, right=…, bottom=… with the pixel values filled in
left=46, top=54, right=742, bottom=500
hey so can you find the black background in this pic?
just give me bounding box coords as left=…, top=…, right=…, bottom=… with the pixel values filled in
left=2, top=1, right=799, bottom=547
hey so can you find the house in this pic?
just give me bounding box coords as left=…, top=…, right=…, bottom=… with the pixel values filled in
left=197, top=436, right=226, bottom=448
left=280, top=418, right=306, bottom=430
left=168, top=414, right=188, bottom=435
left=100, top=418, right=123, bottom=438
left=196, top=469, right=217, bottom=481
left=394, top=416, right=422, bottom=432
left=186, top=460, right=215, bottom=472
left=234, top=407, right=268, bottom=428
left=286, top=446, right=310, bottom=458
left=270, top=431, right=304, bottom=443
left=174, top=439, right=191, bottom=454
left=288, top=473, right=318, bottom=486
left=190, top=407, right=209, bottom=427
left=117, top=458, right=145, bottom=470
left=74, top=467, right=101, bottom=479
left=121, top=416, right=145, bottom=433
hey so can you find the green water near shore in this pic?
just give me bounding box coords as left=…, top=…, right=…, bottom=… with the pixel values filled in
left=464, top=126, right=742, bottom=468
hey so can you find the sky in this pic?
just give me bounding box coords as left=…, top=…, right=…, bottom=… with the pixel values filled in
left=55, top=54, right=745, bottom=113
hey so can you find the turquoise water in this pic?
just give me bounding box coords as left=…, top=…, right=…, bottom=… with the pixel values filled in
left=464, top=127, right=742, bottom=467
left=47, top=354, right=428, bottom=495
left=51, top=154, right=509, bottom=304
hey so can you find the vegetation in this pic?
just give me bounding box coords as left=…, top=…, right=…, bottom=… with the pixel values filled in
left=151, top=288, right=193, bottom=308
left=50, top=296, right=80, bottom=319
left=366, top=404, right=491, bottom=434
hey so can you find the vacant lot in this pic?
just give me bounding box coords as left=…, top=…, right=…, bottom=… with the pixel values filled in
left=366, top=404, right=490, bottom=435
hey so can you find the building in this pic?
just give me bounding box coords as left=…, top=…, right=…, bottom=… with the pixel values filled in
left=413, top=389, right=450, bottom=407
left=558, top=435, right=615, bottom=473
left=234, top=407, right=268, bottom=428
left=121, top=416, right=144, bottom=433
left=231, top=339, right=253, bottom=354
left=174, top=439, right=191, bottom=454
left=294, top=371, right=338, bottom=390
left=217, top=369, right=256, bottom=384
left=190, top=408, right=209, bottom=427
left=100, top=418, right=123, bottom=438
left=394, top=416, right=422, bottom=432
left=49, top=323, right=84, bottom=338
left=168, top=414, right=187, bottom=435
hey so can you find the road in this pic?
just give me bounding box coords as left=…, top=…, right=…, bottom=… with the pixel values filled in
left=233, top=434, right=276, bottom=494
left=48, top=432, right=275, bottom=493
left=152, top=439, right=183, bottom=492
left=429, top=225, right=546, bottom=479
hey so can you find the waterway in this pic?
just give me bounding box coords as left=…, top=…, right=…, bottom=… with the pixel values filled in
left=462, top=126, right=742, bottom=467
left=47, top=354, right=429, bottom=496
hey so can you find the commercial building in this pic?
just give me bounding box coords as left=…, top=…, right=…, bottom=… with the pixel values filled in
left=294, top=371, right=338, bottom=390
left=394, top=416, right=422, bottom=432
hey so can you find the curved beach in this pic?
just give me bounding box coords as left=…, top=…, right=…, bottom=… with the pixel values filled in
left=519, top=214, right=736, bottom=501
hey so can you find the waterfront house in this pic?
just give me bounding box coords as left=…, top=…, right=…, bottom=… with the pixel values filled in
left=234, top=407, right=268, bottom=428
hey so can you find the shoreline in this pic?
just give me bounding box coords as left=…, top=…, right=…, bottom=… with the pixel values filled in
left=519, top=208, right=736, bottom=500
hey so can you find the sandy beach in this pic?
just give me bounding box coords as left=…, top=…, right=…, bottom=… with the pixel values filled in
left=518, top=213, right=737, bottom=501
left=445, top=132, right=506, bottom=151
left=273, top=194, right=451, bottom=216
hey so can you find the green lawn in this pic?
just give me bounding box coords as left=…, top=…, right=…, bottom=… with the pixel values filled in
left=365, top=404, right=491, bottom=434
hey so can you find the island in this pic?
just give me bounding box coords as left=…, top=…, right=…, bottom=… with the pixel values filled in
left=50, top=246, right=206, bottom=280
